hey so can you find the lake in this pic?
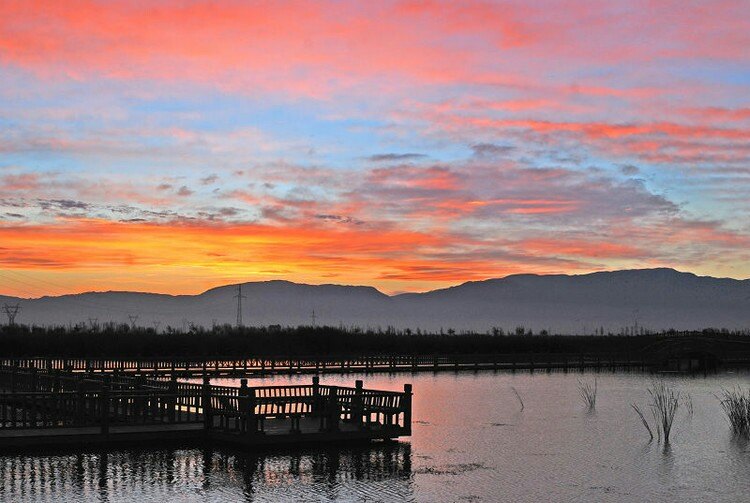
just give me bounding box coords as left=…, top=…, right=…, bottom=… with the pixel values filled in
left=1, top=369, right=748, bottom=502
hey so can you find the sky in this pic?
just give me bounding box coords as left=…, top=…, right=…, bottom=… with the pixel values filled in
left=1, top=0, right=750, bottom=297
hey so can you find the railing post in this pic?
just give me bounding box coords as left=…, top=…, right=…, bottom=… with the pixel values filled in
left=53, top=369, right=61, bottom=393
left=239, top=378, right=248, bottom=432
left=134, top=375, right=144, bottom=418
left=100, top=375, right=110, bottom=435
left=248, top=387, right=257, bottom=434
left=327, top=386, right=340, bottom=431
left=30, top=367, right=38, bottom=392
left=202, top=375, right=212, bottom=431
left=168, top=375, right=177, bottom=423
left=353, top=380, right=364, bottom=427
left=402, top=384, right=412, bottom=435
left=75, top=376, right=85, bottom=426
left=10, top=364, right=17, bottom=393
left=312, top=376, right=320, bottom=415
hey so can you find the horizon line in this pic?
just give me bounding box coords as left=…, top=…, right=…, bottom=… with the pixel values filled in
left=2, top=266, right=747, bottom=301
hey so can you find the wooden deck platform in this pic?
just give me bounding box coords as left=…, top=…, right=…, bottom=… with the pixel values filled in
left=0, top=367, right=412, bottom=449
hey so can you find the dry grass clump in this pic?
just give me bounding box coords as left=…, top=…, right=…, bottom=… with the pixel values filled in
left=718, top=387, right=750, bottom=437
left=577, top=378, right=598, bottom=410
left=631, top=381, right=681, bottom=443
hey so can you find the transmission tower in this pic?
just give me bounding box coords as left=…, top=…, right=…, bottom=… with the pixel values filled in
left=88, top=318, right=99, bottom=331
left=152, top=321, right=161, bottom=332
left=311, top=309, right=317, bottom=326
left=128, top=314, right=139, bottom=329
left=2, top=304, right=20, bottom=325
left=234, top=284, right=246, bottom=328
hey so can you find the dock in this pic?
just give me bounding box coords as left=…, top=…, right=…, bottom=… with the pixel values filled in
left=0, top=366, right=412, bottom=449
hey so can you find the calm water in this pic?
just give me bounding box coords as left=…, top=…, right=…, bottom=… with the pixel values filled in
left=1, top=370, right=749, bottom=502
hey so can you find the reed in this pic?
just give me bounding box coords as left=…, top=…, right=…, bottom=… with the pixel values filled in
left=648, top=382, right=680, bottom=443
left=631, top=381, right=681, bottom=443
left=577, top=378, right=597, bottom=410
left=684, top=392, right=694, bottom=418
left=510, top=386, right=524, bottom=411
left=718, top=387, right=750, bottom=437
left=631, top=403, right=653, bottom=441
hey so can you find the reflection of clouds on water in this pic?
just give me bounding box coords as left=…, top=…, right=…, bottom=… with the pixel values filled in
left=0, top=442, right=414, bottom=503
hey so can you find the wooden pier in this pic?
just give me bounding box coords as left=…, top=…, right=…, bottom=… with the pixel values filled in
left=0, top=366, right=412, bottom=449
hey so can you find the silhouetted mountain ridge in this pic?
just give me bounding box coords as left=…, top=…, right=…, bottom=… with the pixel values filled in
left=2, top=269, right=748, bottom=333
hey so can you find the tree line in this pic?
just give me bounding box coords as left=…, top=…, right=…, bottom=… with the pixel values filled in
left=0, top=323, right=747, bottom=358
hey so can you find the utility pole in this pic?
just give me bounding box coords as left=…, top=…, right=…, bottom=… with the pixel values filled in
left=128, top=314, right=139, bottom=329
left=2, top=303, right=20, bottom=325
left=235, top=284, right=246, bottom=328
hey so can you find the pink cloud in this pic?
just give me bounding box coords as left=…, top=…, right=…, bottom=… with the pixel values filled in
left=1, top=0, right=747, bottom=99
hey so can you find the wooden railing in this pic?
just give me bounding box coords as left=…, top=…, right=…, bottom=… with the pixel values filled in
left=0, top=353, right=669, bottom=376
left=0, top=366, right=412, bottom=438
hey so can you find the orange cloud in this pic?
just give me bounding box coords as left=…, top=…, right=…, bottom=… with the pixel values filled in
left=0, top=218, right=488, bottom=295
left=516, top=239, right=645, bottom=259
left=1, top=214, right=748, bottom=297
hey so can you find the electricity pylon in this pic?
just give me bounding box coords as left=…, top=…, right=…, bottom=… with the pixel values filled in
left=2, top=304, right=20, bottom=325
left=234, top=284, right=246, bottom=328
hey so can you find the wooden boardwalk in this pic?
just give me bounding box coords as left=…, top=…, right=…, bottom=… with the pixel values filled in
left=0, top=367, right=412, bottom=449
left=5, top=336, right=748, bottom=377
left=0, top=354, right=656, bottom=377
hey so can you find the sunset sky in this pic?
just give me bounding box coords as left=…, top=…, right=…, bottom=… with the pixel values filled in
left=1, top=0, right=749, bottom=297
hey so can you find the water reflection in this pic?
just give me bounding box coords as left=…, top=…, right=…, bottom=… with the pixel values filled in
left=4, top=370, right=750, bottom=502
left=0, top=442, right=413, bottom=502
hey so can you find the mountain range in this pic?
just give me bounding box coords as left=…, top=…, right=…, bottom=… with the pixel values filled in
left=2, top=268, right=749, bottom=333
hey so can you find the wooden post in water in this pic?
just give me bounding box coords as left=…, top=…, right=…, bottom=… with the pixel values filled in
left=402, top=384, right=412, bottom=435
left=202, top=375, right=212, bottom=431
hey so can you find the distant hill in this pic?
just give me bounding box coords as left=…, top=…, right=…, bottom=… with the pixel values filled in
left=2, top=269, right=749, bottom=333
